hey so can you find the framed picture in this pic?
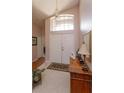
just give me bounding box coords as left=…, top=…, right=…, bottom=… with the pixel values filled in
left=32, top=37, right=37, bottom=46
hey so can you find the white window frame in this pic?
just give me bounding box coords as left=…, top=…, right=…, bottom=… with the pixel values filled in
left=50, top=14, right=75, bottom=32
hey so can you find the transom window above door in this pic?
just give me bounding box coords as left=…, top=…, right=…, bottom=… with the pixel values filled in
left=50, top=14, right=74, bottom=31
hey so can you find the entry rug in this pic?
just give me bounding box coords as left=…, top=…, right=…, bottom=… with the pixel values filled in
left=47, top=62, right=69, bottom=72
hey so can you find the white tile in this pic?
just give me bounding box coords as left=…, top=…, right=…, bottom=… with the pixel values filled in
left=33, top=63, right=70, bottom=93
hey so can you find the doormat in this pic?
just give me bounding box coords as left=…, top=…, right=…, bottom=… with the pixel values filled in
left=47, top=62, right=69, bottom=72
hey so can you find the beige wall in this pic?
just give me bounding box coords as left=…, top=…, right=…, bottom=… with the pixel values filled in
left=79, top=0, right=92, bottom=33
left=79, top=0, right=92, bottom=55
left=45, top=19, right=50, bottom=61
left=32, top=23, right=42, bottom=61
left=41, top=21, right=45, bottom=57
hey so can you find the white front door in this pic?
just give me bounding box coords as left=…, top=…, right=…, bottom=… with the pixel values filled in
left=61, top=34, right=74, bottom=64
left=49, top=33, right=75, bottom=64
left=49, top=34, right=62, bottom=63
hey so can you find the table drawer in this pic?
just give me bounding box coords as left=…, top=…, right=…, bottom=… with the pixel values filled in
left=71, top=73, right=91, bottom=81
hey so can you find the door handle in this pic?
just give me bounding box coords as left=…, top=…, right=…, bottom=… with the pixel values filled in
left=62, top=47, right=64, bottom=51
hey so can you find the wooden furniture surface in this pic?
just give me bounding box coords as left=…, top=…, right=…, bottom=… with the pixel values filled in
left=32, top=57, right=45, bottom=70
left=69, top=57, right=92, bottom=93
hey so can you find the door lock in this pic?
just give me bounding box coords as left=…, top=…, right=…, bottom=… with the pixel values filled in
left=62, top=47, right=64, bottom=51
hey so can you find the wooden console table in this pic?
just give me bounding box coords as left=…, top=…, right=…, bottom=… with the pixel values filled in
left=69, top=57, right=92, bottom=93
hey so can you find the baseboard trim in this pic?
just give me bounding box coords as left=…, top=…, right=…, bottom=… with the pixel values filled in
left=32, top=57, right=41, bottom=62
left=32, top=58, right=38, bottom=62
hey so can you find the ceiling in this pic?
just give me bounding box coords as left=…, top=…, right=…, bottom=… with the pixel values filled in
left=32, top=0, right=79, bottom=28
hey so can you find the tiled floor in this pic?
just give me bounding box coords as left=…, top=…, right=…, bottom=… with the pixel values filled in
left=32, top=62, right=70, bottom=93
